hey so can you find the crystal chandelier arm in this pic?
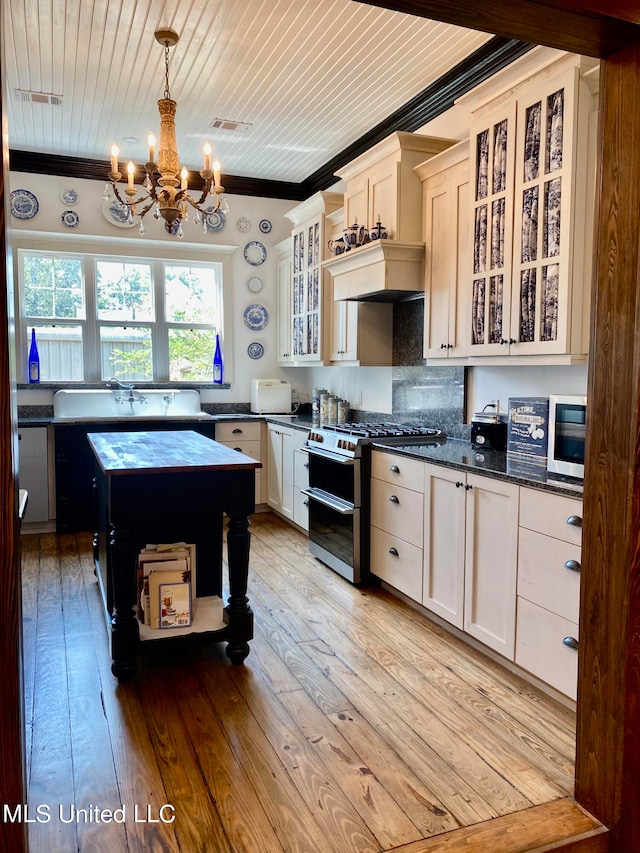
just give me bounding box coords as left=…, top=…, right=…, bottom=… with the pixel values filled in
left=111, top=181, right=154, bottom=210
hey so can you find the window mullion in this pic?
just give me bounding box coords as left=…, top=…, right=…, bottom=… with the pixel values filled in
left=84, top=256, right=99, bottom=381
left=154, top=259, right=169, bottom=381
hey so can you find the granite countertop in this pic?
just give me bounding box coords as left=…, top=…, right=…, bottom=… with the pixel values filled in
left=371, top=438, right=584, bottom=499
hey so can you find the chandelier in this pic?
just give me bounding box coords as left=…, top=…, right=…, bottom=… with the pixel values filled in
left=103, top=28, right=228, bottom=237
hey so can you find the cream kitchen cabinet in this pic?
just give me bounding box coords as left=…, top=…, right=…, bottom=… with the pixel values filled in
left=467, top=53, right=598, bottom=362
left=18, top=425, right=51, bottom=526
left=266, top=423, right=294, bottom=520
left=293, top=432, right=309, bottom=531
left=415, top=141, right=470, bottom=360
left=337, top=131, right=453, bottom=241
left=283, top=192, right=343, bottom=364
left=423, top=464, right=519, bottom=658
left=215, top=420, right=265, bottom=506
left=515, top=487, right=582, bottom=699
left=370, top=451, right=425, bottom=601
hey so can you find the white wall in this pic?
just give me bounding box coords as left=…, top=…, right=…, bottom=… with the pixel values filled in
left=10, top=171, right=295, bottom=406
left=467, top=364, right=588, bottom=419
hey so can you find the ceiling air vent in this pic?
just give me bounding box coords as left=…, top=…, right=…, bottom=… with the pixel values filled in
left=210, top=118, right=252, bottom=132
left=15, top=89, right=63, bottom=106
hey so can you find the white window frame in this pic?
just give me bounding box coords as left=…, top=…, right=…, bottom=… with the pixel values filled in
left=14, top=236, right=234, bottom=385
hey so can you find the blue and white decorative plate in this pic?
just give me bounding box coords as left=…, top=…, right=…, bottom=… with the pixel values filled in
left=247, top=276, right=264, bottom=294
left=205, top=209, right=226, bottom=232
left=243, top=304, right=269, bottom=331
left=247, top=341, right=265, bottom=360
left=60, top=188, right=78, bottom=205
left=10, top=189, right=39, bottom=220
left=164, top=219, right=180, bottom=235
left=258, top=218, right=272, bottom=233
left=61, top=210, right=79, bottom=229
left=101, top=198, right=138, bottom=228
left=236, top=216, right=251, bottom=233
left=244, top=240, right=267, bottom=266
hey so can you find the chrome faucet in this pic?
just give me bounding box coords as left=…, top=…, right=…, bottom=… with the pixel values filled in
left=106, top=377, right=134, bottom=391
left=106, top=377, right=145, bottom=405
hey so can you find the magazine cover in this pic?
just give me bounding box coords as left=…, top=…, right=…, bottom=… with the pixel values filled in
left=158, top=580, right=192, bottom=629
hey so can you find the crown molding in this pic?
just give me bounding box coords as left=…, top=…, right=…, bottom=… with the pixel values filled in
left=9, top=36, right=532, bottom=203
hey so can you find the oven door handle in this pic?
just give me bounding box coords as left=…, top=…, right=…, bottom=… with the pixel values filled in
left=302, top=489, right=355, bottom=515
left=305, top=447, right=356, bottom=465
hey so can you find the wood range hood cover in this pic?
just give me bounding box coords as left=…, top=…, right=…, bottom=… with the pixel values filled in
left=323, top=239, right=425, bottom=301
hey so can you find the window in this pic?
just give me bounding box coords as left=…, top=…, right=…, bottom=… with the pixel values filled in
left=18, top=248, right=226, bottom=383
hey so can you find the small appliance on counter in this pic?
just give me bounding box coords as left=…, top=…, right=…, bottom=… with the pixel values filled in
left=471, top=402, right=508, bottom=451
left=251, top=379, right=292, bottom=414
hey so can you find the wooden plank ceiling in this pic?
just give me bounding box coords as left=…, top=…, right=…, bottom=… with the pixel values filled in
left=2, top=0, right=492, bottom=183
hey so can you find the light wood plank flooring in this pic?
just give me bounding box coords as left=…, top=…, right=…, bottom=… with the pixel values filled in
left=21, top=512, right=579, bottom=853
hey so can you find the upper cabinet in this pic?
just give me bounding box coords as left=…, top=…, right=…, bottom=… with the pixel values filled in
left=325, top=132, right=454, bottom=302
left=466, top=53, right=599, bottom=362
left=416, top=140, right=470, bottom=359
left=283, top=192, right=343, bottom=365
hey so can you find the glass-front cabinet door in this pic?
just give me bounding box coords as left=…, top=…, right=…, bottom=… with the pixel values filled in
left=291, top=221, right=321, bottom=360
left=510, top=69, right=579, bottom=354
left=469, top=103, right=516, bottom=355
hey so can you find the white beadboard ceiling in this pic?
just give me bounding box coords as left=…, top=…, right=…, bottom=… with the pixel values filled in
left=3, top=0, right=492, bottom=183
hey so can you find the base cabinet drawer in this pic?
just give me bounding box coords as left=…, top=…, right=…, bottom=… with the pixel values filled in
left=370, top=479, right=424, bottom=547
left=370, top=526, right=423, bottom=601
left=215, top=421, right=262, bottom=442
left=518, top=527, right=581, bottom=622
left=516, top=597, right=579, bottom=700
left=520, top=487, right=583, bottom=545
left=372, top=450, right=424, bottom=492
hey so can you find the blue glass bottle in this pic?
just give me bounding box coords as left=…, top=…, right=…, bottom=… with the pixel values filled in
left=213, top=334, right=223, bottom=384
left=28, top=328, right=40, bottom=383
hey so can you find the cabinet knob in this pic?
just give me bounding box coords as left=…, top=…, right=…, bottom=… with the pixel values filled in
left=303, top=499, right=309, bottom=507
left=562, top=636, right=579, bottom=651
left=566, top=514, right=583, bottom=528
left=509, top=338, right=517, bottom=345
left=389, top=547, right=399, bottom=556
left=390, top=465, right=400, bottom=473
left=232, top=428, right=243, bottom=434
left=447, top=343, right=454, bottom=349
left=304, top=462, right=309, bottom=469
left=464, top=483, right=473, bottom=491
left=440, top=343, right=447, bottom=349
left=455, top=481, right=464, bottom=488
left=564, top=559, right=581, bottom=573
left=389, top=495, right=400, bottom=504
left=500, top=338, right=508, bottom=345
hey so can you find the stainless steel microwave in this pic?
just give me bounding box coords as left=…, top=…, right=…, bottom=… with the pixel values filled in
left=547, top=394, right=587, bottom=479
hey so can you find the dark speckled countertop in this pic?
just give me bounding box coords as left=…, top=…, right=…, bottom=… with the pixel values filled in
left=371, top=438, right=583, bottom=498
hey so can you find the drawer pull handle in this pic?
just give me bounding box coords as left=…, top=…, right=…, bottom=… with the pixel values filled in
left=232, top=428, right=243, bottom=434
left=390, top=465, right=400, bottom=473
left=566, top=514, right=582, bottom=528
left=389, top=495, right=400, bottom=504
left=564, top=559, right=581, bottom=573
left=389, top=547, right=399, bottom=556
left=562, top=636, right=579, bottom=651
left=234, top=447, right=242, bottom=452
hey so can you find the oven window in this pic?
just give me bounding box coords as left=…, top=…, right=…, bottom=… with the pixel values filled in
left=554, top=403, right=586, bottom=463
left=307, top=454, right=356, bottom=505
left=308, top=500, right=356, bottom=570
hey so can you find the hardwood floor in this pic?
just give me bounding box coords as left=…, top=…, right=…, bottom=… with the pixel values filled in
left=21, top=512, right=582, bottom=852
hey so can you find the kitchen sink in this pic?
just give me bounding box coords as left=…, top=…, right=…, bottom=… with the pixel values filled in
left=52, top=388, right=212, bottom=422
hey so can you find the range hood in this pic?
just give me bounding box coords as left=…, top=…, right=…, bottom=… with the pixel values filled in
left=323, top=240, right=425, bottom=302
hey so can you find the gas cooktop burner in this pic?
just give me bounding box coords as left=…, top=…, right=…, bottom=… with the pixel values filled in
left=321, top=422, right=442, bottom=439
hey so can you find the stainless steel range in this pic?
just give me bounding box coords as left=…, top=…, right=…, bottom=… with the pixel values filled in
left=303, top=423, right=445, bottom=583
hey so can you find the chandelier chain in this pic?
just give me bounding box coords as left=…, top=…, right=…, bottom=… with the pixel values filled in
left=164, top=43, right=171, bottom=100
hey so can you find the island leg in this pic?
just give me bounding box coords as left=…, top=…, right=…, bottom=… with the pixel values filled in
left=109, top=523, right=140, bottom=681
left=224, top=514, right=254, bottom=664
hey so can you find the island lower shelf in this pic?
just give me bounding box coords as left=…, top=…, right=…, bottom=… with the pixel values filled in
left=138, top=595, right=225, bottom=642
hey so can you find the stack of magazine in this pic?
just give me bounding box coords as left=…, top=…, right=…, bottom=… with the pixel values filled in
left=137, top=543, right=195, bottom=629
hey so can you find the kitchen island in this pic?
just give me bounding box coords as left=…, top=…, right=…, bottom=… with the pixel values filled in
left=88, top=430, right=261, bottom=681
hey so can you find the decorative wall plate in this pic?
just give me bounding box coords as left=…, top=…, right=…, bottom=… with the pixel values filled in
left=258, top=218, right=272, bottom=233
left=247, top=276, right=264, bottom=294
left=165, top=219, right=180, bottom=235
left=205, top=209, right=226, bottom=232
left=236, top=216, right=251, bottom=233
left=61, top=210, right=79, bottom=229
left=60, top=188, right=79, bottom=205
left=243, top=304, right=269, bottom=331
left=247, top=341, right=265, bottom=360
left=244, top=240, right=267, bottom=266
left=101, top=198, right=139, bottom=228
left=10, top=189, right=39, bottom=220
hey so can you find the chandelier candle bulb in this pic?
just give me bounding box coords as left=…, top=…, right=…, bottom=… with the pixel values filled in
left=180, top=167, right=188, bottom=190
left=203, top=143, right=211, bottom=172
left=147, top=133, right=156, bottom=163
left=127, top=161, right=135, bottom=188
left=110, top=144, right=119, bottom=174
left=213, top=160, right=221, bottom=188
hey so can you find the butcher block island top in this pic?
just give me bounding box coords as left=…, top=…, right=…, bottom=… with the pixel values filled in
left=88, top=430, right=259, bottom=682
left=87, top=429, right=261, bottom=475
